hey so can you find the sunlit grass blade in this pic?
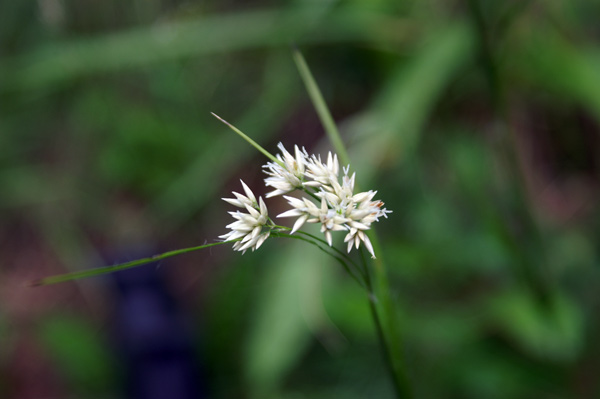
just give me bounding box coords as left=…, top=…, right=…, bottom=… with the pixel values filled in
left=30, top=241, right=231, bottom=286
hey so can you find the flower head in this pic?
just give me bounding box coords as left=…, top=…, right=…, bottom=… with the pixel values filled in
left=220, top=180, right=270, bottom=254
left=342, top=189, right=390, bottom=258
left=223, top=146, right=390, bottom=258
left=263, top=143, right=309, bottom=198
left=275, top=157, right=391, bottom=258
left=304, top=151, right=340, bottom=188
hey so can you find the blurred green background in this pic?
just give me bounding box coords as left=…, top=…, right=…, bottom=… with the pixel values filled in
left=1, top=0, right=600, bottom=398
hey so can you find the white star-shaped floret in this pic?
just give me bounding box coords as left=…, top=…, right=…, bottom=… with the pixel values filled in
left=221, top=180, right=257, bottom=208
left=344, top=228, right=376, bottom=259
left=304, top=151, right=340, bottom=188
left=220, top=180, right=270, bottom=254
left=342, top=191, right=392, bottom=259
left=263, top=143, right=309, bottom=198
left=316, top=199, right=349, bottom=247
left=256, top=145, right=392, bottom=258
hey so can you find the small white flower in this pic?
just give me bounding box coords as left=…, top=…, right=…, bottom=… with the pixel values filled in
left=304, top=152, right=340, bottom=188
left=277, top=158, right=391, bottom=258
left=279, top=195, right=348, bottom=246
left=263, top=143, right=309, bottom=198
left=316, top=166, right=355, bottom=207
left=220, top=180, right=270, bottom=254
left=277, top=195, right=319, bottom=234
left=221, top=180, right=257, bottom=208
left=343, top=190, right=391, bottom=259
left=315, top=198, right=349, bottom=247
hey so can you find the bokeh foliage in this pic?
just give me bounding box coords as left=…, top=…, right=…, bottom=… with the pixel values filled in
left=1, top=0, right=600, bottom=398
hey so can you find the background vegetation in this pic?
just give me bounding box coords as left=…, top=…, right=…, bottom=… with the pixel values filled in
left=1, top=0, right=599, bottom=398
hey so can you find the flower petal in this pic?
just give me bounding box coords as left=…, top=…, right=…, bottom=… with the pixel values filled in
left=291, top=214, right=308, bottom=234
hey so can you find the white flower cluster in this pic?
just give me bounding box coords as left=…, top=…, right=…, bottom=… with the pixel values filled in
left=221, top=143, right=391, bottom=258
left=219, top=180, right=270, bottom=254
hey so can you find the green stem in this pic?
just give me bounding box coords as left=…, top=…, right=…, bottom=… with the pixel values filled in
left=366, top=230, right=409, bottom=399
left=360, top=248, right=411, bottom=398
left=271, top=231, right=367, bottom=290
left=292, top=48, right=351, bottom=167
left=292, top=229, right=362, bottom=269
left=30, top=240, right=232, bottom=286
left=302, top=187, right=322, bottom=202
left=273, top=224, right=368, bottom=282
left=295, top=47, right=410, bottom=397
left=211, top=112, right=284, bottom=167
left=298, top=231, right=368, bottom=281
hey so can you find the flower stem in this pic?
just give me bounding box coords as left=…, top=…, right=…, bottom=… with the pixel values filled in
left=360, top=248, right=411, bottom=398
left=211, top=112, right=284, bottom=167
left=295, top=230, right=367, bottom=280
left=295, top=48, right=411, bottom=397
left=292, top=48, right=351, bottom=167
left=302, top=186, right=322, bottom=203
left=30, top=240, right=232, bottom=286
left=272, top=224, right=367, bottom=281
left=271, top=229, right=367, bottom=290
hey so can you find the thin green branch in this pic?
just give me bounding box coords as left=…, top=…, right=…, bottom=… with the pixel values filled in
left=302, top=187, right=322, bottom=202
left=272, top=224, right=367, bottom=281
left=271, top=231, right=367, bottom=290
left=292, top=48, right=351, bottom=167
left=30, top=240, right=232, bottom=286
left=211, top=112, right=283, bottom=167
left=295, top=230, right=366, bottom=280
left=360, top=248, right=410, bottom=398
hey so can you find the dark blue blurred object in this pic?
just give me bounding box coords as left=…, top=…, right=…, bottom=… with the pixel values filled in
left=110, top=248, right=206, bottom=399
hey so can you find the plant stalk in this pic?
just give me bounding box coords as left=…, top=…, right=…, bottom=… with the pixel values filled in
left=211, top=112, right=283, bottom=167
left=30, top=241, right=231, bottom=286
left=292, top=48, right=351, bottom=167
left=294, top=47, right=411, bottom=397
left=360, top=248, right=411, bottom=398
